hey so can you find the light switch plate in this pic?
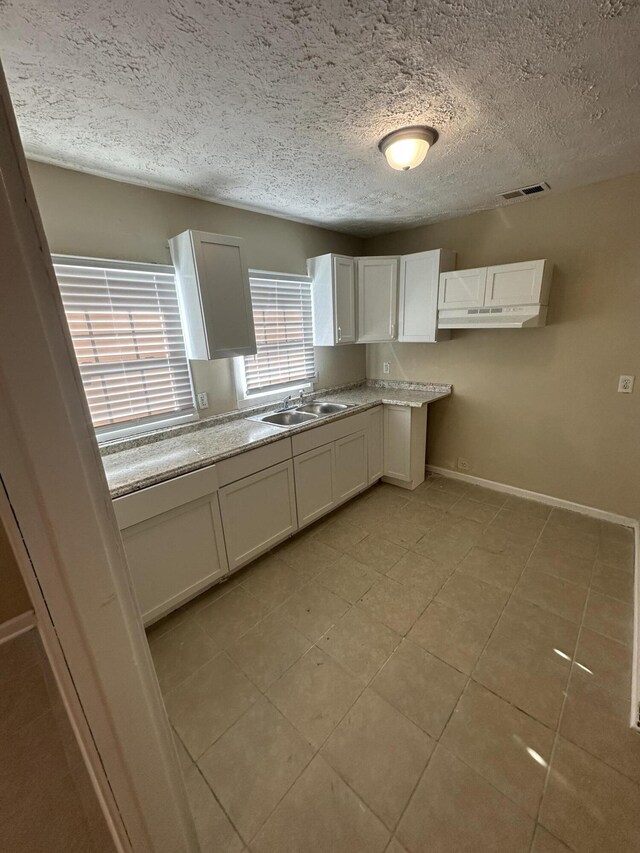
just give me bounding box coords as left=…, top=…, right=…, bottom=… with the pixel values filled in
left=617, top=375, right=634, bottom=393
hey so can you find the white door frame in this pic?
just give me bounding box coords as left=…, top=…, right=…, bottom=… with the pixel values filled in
left=0, top=64, right=199, bottom=852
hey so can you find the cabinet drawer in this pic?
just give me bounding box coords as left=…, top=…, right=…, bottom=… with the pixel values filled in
left=113, top=464, right=219, bottom=529
left=216, top=437, right=292, bottom=486
left=291, top=410, right=370, bottom=455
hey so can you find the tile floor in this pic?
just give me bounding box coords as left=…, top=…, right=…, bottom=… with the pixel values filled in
left=147, top=474, right=638, bottom=853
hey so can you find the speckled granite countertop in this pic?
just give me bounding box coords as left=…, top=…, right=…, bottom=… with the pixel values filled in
left=103, top=380, right=451, bottom=498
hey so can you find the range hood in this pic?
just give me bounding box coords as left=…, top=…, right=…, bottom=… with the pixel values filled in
left=438, top=305, right=548, bottom=329
left=437, top=260, right=552, bottom=329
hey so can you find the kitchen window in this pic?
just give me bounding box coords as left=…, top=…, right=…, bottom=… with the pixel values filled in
left=53, top=255, right=196, bottom=440
left=235, top=270, right=316, bottom=405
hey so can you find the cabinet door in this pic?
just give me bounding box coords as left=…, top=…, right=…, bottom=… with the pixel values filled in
left=334, top=430, right=368, bottom=504
left=383, top=406, right=411, bottom=482
left=121, top=493, right=228, bottom=625
left=438, top=268, right=487, bottom=309
left=294, top=443, right=336, bottom=527
left=333, top=256, right=356, bottom=344
left=484, top=260, right=547, bottom=306
left=193, top=232, right=256, bottom=358
left=357, top=257, right=399, bottom=342
left=219, top=460, right=297, bottom=570
left=367, top=406, right=383, bottom=484
left=170, top=230, right=257, bottom=359
left=398, top=251, right=440, bottom=343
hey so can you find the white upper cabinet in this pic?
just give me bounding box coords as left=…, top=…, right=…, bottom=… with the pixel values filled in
left=169, top=230, right=257, bottom=360
left=308, top=254, right=356, bottom=345
left=438, top=259, right=552, bottom=328
left=484, top=260, right=551, bottom=306
left=356, top=256, right=399, bottom=343
left=438, top=267, right=487, bottom=309
left=398, top=249, right=456, bottom=343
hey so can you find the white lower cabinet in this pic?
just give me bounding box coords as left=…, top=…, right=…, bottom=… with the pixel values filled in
left=367, top=406, right=383, bottom=483
left=383, top=405, right=428, bottom=490
left=219, top=460, right=298, bottom=570
left=115, top=404, right=433, bottom=624
left=294, top=443, right=336, bottom=527
left=114, top=468, right=228, bottom=625
left=334, top=430, right=368, bottom=504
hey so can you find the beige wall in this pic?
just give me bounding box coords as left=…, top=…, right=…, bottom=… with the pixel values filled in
left=28, top=162, right=639, bottom=517
left=365, top=173, right=640, bottom=519
left=0, top=514, right=31, bottom=624
left=28, top=161, right=366, bottom=415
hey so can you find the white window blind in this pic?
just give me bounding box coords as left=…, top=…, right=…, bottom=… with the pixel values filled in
left=53, top=256, right=195, bottom=432
left=242, top=271, right=315, bottom=395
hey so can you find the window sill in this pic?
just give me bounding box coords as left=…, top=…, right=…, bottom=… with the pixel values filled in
left=96, top=411, right=198, bottom=445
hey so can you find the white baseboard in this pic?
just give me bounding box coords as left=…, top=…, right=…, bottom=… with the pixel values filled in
left=0, top=610, right=36, bottom=646
left=428, top=464, right=640, bottom=730
left=426, top=465, right=637, bottom=528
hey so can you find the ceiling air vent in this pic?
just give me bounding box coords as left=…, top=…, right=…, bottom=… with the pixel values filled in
left=497, top=182, right=550, bottom=203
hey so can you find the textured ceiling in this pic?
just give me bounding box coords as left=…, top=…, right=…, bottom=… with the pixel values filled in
left=1, top=0, right=640, bottom=235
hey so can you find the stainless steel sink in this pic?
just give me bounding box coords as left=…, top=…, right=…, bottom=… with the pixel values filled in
left=255, top=410, right=319, bottom=427
left=296, top=402, right=352, bottom=415
left=247, top=400, right=353, bottom=429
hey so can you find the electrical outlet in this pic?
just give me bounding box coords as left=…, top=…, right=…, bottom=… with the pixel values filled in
left=457, top=457, right=472, bottom=472
left=383, top=362, right=390, bottom=374
left=196, top=392, right=209, bottom=409
left=617, top=375, right=635, bottom=393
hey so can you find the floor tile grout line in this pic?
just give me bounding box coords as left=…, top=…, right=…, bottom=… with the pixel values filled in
left=168, top=532, right=410, bottom=766
left=354, top=499, right=550, bottom=846
left=542, top=593, right=640, bottom=788
left=529, top=543, right=599, bottom=852
left=236, top=511, right=454, bottom=845
left=239, top=607, right=411, bottom=847
left=190, top=529, right=414, bottom=845
left=192, top=759, right=250, bottom=848
left=401, top=505, right=556, bottom=841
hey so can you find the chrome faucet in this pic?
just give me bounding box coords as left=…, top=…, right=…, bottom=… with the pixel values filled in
left=280, top=394, right=293, bottom=410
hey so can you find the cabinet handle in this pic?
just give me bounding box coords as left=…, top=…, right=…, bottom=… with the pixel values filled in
left=337, top=326, right=342, bottom=342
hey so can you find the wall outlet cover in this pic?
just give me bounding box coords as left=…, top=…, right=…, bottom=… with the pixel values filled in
left=617, top=375, right=634, bottom=393
left=383, top=362, right=390, bottom=374
left=197, top=391, right=209, bottom=409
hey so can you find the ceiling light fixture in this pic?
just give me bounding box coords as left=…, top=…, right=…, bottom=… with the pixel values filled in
left=378, top=126, right=438, bottom=171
